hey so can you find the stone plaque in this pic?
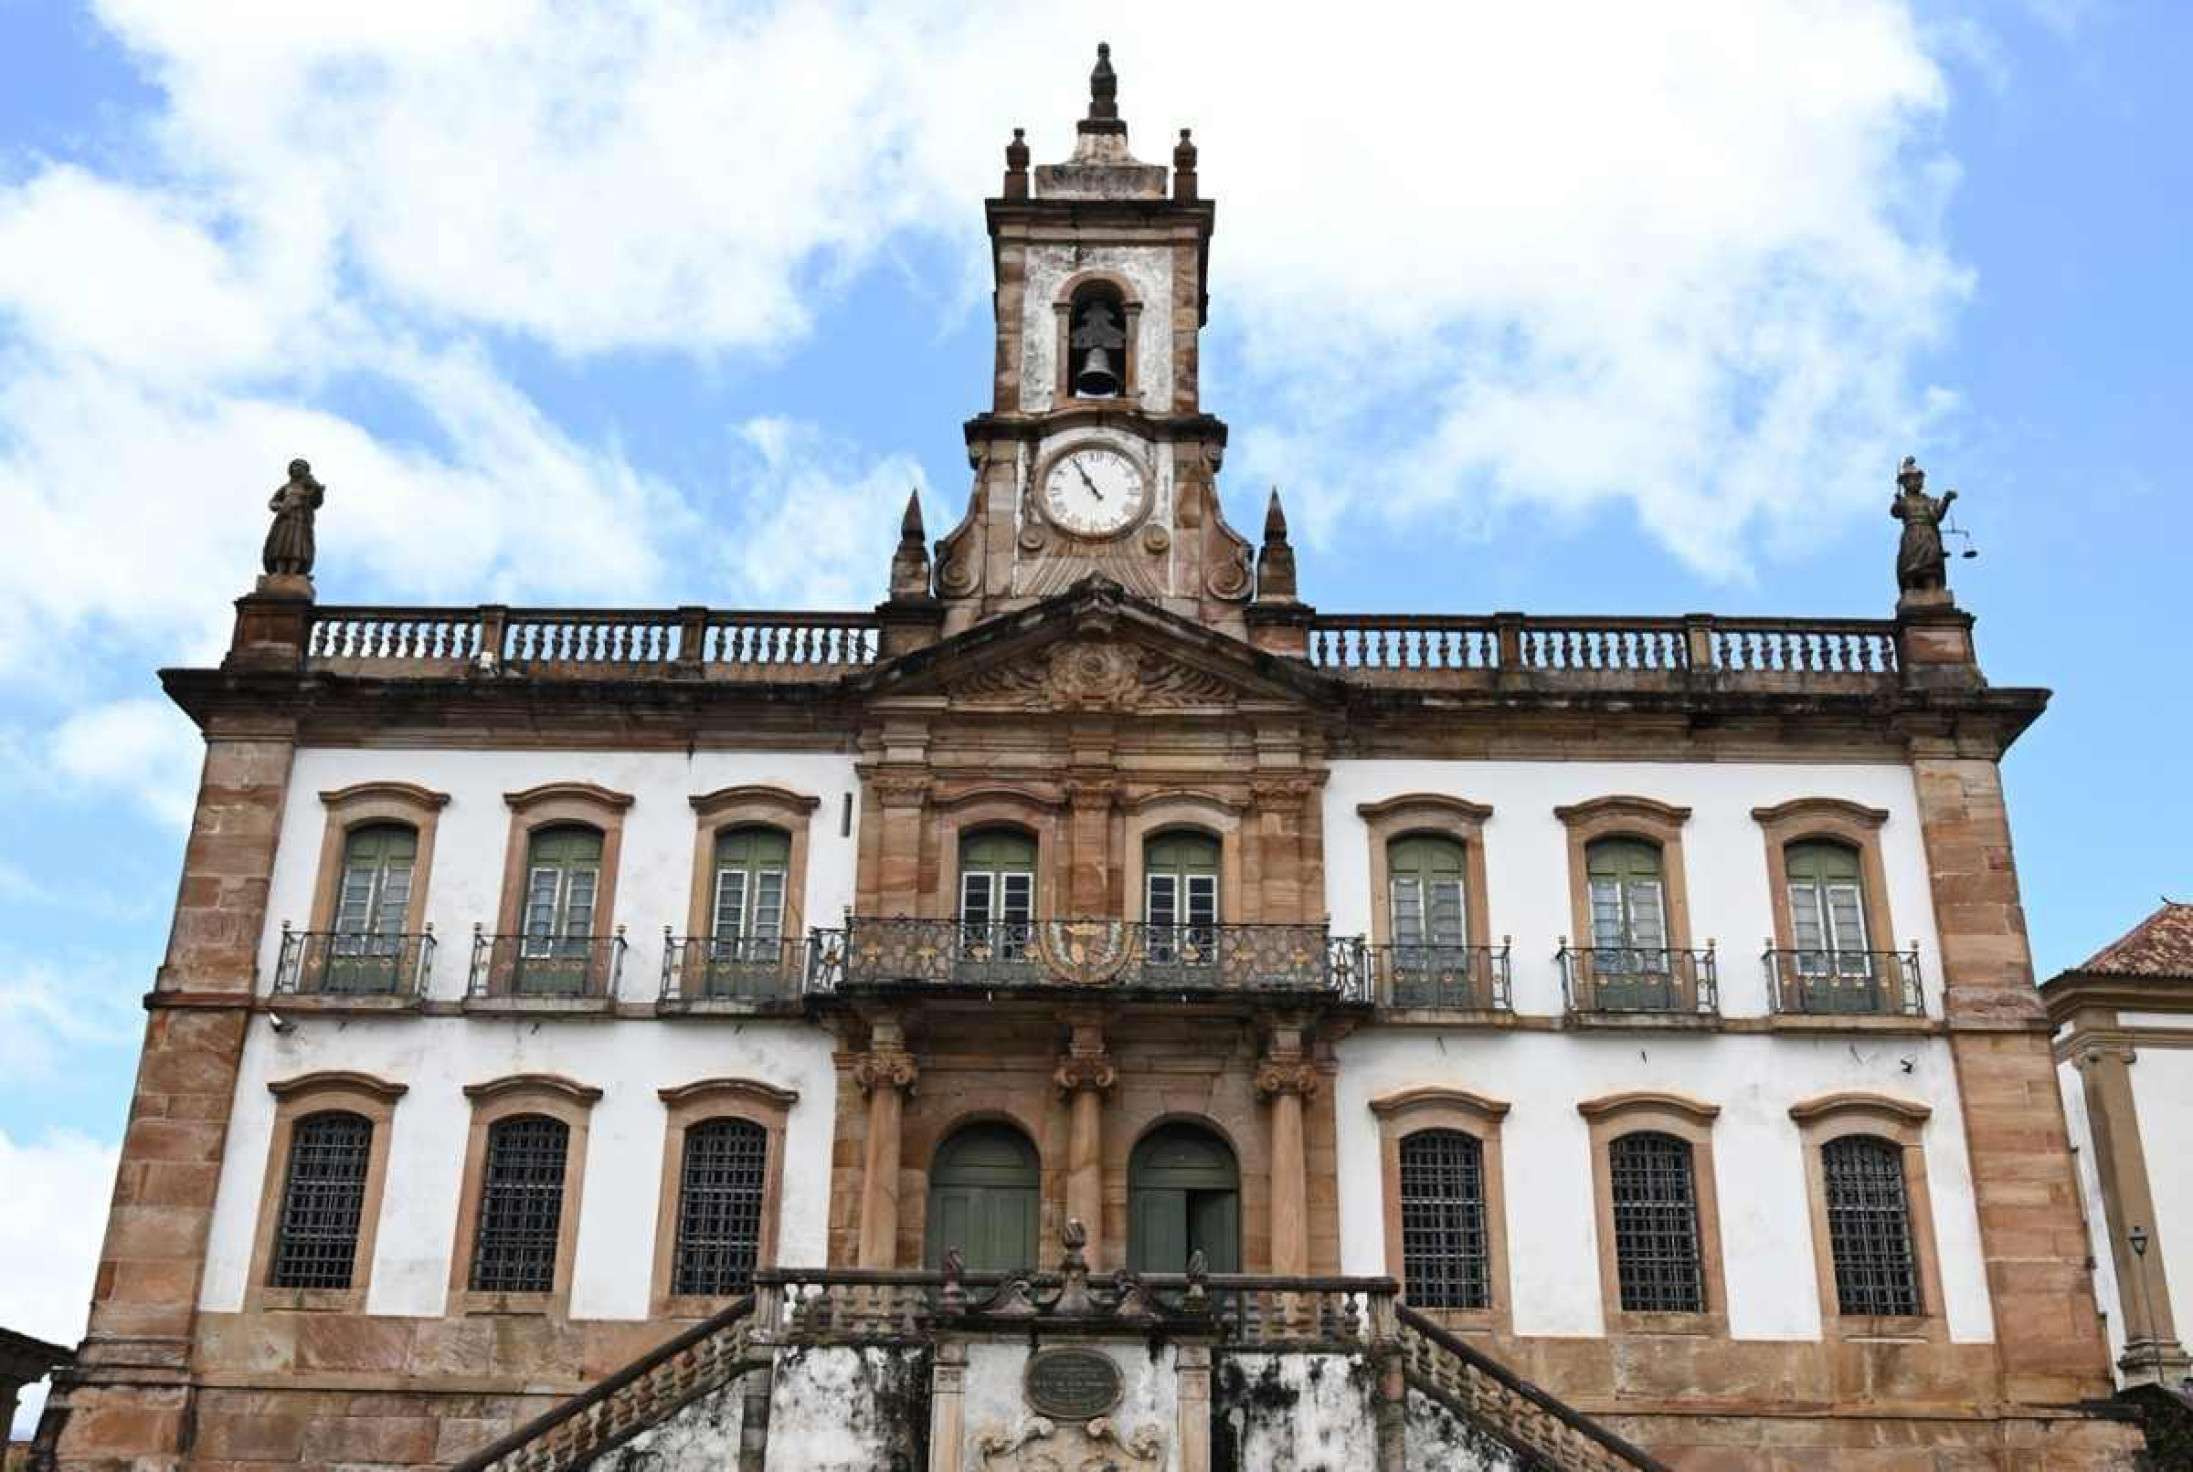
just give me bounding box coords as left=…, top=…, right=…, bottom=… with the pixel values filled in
left=1023, top=1346, right=1122, bottom=1420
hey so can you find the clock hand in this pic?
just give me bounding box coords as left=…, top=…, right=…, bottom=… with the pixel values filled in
left=1073, top=461, right=1104, bottom=500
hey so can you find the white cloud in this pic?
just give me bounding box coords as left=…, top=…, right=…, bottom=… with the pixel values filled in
left=49, top=697, right=201, bottom=826
left=0, top=1128, right=118, bottom=1437
left=722, top=418, right=932, bottom=610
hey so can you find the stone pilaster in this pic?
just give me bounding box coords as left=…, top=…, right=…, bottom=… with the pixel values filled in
left=2072, top=1038, right=2193, bottom=1384
left=853, top=1021, right=919, bottom=1269
left=1911, top=750, right=2119, bottom=1405
left=53, top=717, right=296, bottom=1470
left=1256, top=1024, right=1318, bottom=1279
left=1053, top=1020, right=1116, bottom=1268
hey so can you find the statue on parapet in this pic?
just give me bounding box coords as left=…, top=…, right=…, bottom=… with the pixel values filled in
left=262, top=458, right=325, bottom=581
left=1890, top=455, right=1957, bottom=600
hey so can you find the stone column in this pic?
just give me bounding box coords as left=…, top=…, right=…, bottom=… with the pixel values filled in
left=853, top=1021, right=919, bottom=1269
left=1256, top=1025, right=1318, bottom=1279
left=2073, top=1038, right=2193, bottom=1384
left=53, top=714, right=297, bottom=1470
left=1175, top=1342, right=1213, bottom=1472
left=927, top=1338, right=967, bottom=1472
left=1053, top=1019, right=1116, bottom=1266
left=1911, top=749, right=2118, bottom=1405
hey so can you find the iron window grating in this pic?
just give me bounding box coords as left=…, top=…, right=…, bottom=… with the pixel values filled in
left=470, top=1114, right=570, bottom=1294
left=671, top=1117, right=769, bottom=1296
left=268, top=1111, right=373, bottom=1290
left=1609, top=1131, right=1705, bottom=1314
left=1822, top=1135, right=1922, bottom=1316
left=1398, top=1129, right=1491, bottom=1310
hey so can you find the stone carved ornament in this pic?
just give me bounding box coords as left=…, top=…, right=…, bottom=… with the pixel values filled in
left=949, top=638, right=1236, bottom=712
left=975, top=1416, right=1165, bottom=1472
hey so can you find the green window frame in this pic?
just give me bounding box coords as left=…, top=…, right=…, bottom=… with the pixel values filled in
left=1786, top=841, right=1872, bottom=979
left=1389, top=834, right=1467, bottom=949
left=958, top=828, right=1036, bottom=959
left=1587, top=839, right=1668, bottom=962
left=1145, top=831, right=1220, bottom=965
left=517, top=825, right=603, bottom=993
left=327, top=823, right=417, bottom=992
left=710, top=825, right=791, bottom=960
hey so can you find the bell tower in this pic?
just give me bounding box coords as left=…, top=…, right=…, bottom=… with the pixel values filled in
left=934, top=44, right=1254, bottom=636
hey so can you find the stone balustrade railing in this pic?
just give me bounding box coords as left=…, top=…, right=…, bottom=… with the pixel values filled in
left=302, top=605, right=880, bottom=679
left=1306, top=612, right=1900, bottom=683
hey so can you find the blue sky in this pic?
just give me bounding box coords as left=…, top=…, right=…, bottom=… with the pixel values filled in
left=0, top=0, right=2187, bottom=1402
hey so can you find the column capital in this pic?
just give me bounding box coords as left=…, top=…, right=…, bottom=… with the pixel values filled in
left=2069, top=1037, right=2137, bottom=1069
left=853, top=1046, right=919, bottom=1096
left=1053, top=1053, right=1118, bottom=1098
left=1254, top=1059, right=1320, bottom=1099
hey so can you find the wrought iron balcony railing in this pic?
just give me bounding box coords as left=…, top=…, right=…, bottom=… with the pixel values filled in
left=466, top=927, right=627, bottom=1002
left=659, top=932, right=803, bottom=1003
left=273, top=923, right=435, bottom=998
left=807, top=917, right=1369, bottom=1000
left=1763, top=945, right=1924, bottom=1017
left=1557, top=944, right=1719, bottom=1017
left=1365, top=941, right=1512, bottom=1011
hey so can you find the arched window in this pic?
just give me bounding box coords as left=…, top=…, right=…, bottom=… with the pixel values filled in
left=708, top=825, right=791, bottom=982
left=1128, top=1123, right=1239, bottom=1274
left=469, top=1114, right=570, bottom=1293
left=671, top=1117, right=770, bottom=1296
left=958, top=828, right=1036, bottom=962
left=1607, top=1131, right=1703, bottom=1313
left=926, top=1123, right=1040, bottom=1273
left=1398, top=1129, right=1490, bottom=1310
left=1067, top=282, right=1127, bottom=398
left=1786, top=839, right=1875, bottom=989
left=327, top=823, right=418, bottom=992
left=1145, top=830, right=1220, bottom=967
left=1821, top=1134, right=1921, bottom=1317
left=268, top=1110, right=373, bottom=1289
left=517, top=825, right=603, bottom=994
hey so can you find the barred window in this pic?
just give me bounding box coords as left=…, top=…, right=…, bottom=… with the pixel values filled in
left=1398, top=1129, right=1490, bottom=1310
left=672, top=1117, right=769, bottom=1296
left=1608, top=1131, right=1704, bottom=1313
left=268, top=1110, right=373, bottom=1289
left=470, top=1114, right=569, bottom=1294
left=1822, top=1135, right=1921, bottom=1316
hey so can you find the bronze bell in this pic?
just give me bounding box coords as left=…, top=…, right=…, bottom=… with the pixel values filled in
left=1075, top=346, right=1121, bottom=398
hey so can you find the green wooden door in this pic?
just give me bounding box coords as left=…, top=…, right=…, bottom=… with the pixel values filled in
left=1388, top=834, right=1468, bottom=1005
left=1786, top=840, right=1877, bottom=1011
left=517, top=825, right=603, bottom=995
left=327, top=823, right=415, bottom=993
left=1127, top=1124, right=1239, bottom=1273
left=926, top=1124, right=1039, bottom=1273
left=1586, top=838, right=1673, bottom=1010
left=707, top=825, right=790, bottom=996
left=1144, top=831, right=1220, bottom=970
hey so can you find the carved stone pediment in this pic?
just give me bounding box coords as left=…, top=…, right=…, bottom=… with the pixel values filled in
left=948, top=636, right=1237, bottom=712
left=974, top=1415, right=1166, bottom=1472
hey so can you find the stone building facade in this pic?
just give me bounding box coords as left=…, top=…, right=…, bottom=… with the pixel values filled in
left=38, top=47, right=2143, bottom=1472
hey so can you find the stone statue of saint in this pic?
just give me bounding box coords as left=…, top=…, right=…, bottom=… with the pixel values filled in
left=262, top=458, right=325, bottom=578
left=1889, top=455, right=1956, bottom=595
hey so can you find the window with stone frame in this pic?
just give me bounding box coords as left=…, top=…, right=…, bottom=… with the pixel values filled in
left=670, top=1117, right=770, bottom=1296
left=1608, top=1130, right=1705, bottom=1313
left=1144, top=830, right=1220, bottom=966
left=709, top=825, right=790, bottom=966
left=958, top=828, right=1036, bottom=961
left=1397, top=1128, right=1491, bottom=1310
left=1785, top=839, right=1874, bottom=978
left=267, top=1109, right=373, bottom=1290
left=1587, top=838, right=1669, bottom=962
left=469, top=1113, right=571, bottom=1294
left=1821, top=1134, right=1922, bottom=1317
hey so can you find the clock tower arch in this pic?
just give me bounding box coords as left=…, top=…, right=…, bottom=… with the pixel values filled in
left=934, top=43, right=1256, bottom=636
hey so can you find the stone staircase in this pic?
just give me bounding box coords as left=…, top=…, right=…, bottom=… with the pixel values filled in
left=451, top=1271, right=1663, bottom=1472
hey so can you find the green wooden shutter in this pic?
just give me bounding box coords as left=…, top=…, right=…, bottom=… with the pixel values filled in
left=926, top=1124, right=1039, bottom=1273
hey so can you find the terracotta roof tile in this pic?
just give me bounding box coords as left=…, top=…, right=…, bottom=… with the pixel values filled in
left=2073, top=901, right=2193, bottom=978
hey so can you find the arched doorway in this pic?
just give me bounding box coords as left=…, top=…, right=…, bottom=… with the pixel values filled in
left=925, top=1122, right=1040, bottom=1273
left=1128, top=1122, right=1240, bottom=1273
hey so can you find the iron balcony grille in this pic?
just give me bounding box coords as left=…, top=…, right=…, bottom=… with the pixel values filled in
left=1366, top=941, right=1512, bottom=1011
left=1822, top=1135, right=1922, bottom=1316
left=467, top=928, right=627, bottom=1001
left=1398, top=1129, right=1492, bottom=1310
left=1608, top=1132, right=1706, bottom=1314
left=273, top=924, right=435, bottom=998
left=470, top=1115, right=569, bottom=1294
left=268, top=1111, right=372, bottom=1290
left=1558, top=944, right=1719, bottom=1017
left=807, top=917, right=1368, bottom=1000
left=660, top=932, right=802, bottom=1003
left=1763, top=946, right=1924, bottom=1017
left=671, top=1118, right=769, bottom=1297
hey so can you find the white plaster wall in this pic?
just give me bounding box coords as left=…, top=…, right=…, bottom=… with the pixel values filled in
left=200, top=1011, right=838, bottom=1317
left=256, top=748, right=862, bottom=1002
left=1323, top=759, right=1945, bottom=1018
left=1019, top=243, right=1175, bottom=415
left=2057, top=1059, right=2127, bottom=1369
left=2129, top=1046, right=2193, bottom=1349
left=1334, top=1028, right=1993, bottom=1343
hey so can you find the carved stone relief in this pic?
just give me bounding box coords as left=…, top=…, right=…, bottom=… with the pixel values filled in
left=974, top=1415, right=1166, bottom=1472
left=948, top=639, right=1237, bottom=712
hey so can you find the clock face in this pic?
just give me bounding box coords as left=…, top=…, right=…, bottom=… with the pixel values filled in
left=1040, top=445, right=1146, bottom=538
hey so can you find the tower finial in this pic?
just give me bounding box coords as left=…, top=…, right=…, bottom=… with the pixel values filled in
left=889, top=488, right=932, bottom=602
left=1079, top=41, right=1125, bottom=135
left=1255, top=487, right=1299, bottom=604
left=1003, top=126, right=1029, bottom=199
